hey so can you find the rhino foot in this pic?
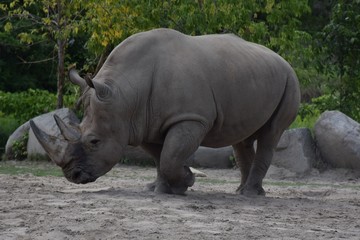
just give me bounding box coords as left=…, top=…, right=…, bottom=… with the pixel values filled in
left=145, top=178, right=189, bottom=195
left=146, top=166, right=195, bottom=195
left=237, top=184, right=266, bottom=196
left=153, top=180, right=188, bottom=195
left=145, top=181, right=157, bottom=192
left=144, top=178, right=188, bottom=195
left=154, top=180, right=174, bottom=194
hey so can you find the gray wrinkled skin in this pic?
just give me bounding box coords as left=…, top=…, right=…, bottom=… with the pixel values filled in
left=31, top=29, right=300, bottom=196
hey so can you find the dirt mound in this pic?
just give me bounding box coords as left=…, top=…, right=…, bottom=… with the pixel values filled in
left=1, top=165, right=359, bottom=239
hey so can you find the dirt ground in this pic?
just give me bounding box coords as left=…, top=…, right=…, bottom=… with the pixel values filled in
left=0, top=164, right=360, bottom=240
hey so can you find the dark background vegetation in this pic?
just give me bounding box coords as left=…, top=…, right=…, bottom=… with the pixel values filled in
left=0, top=0, right=359, bottom=154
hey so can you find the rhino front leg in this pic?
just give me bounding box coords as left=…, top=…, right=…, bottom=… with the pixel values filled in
left=157, top=121, right=207, bottom=195
left=140, top=143, right=163, bottom=192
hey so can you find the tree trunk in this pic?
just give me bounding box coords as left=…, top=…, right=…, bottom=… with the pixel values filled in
left=57, top=39, right=65, bottom=109
left=56, top=0, right=65, bottom=109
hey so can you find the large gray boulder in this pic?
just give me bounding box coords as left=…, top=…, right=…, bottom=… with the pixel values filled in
left=122, top=129, right=317, bottom=171
left=273, top=128, right=316, bottom=173
left=189, top=146, right=234, bottom=169
left=5, top=108, right=79, bottom=160
left=184, top=129, right=317, bottom=171
left=6, top=108, right=318, bottom=173
left=121, top=146, right=234, bottom=169
left=314, top=111, right=360, bottom=169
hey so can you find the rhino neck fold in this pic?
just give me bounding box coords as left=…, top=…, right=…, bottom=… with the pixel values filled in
left=128, top=118, right=144, bottom=147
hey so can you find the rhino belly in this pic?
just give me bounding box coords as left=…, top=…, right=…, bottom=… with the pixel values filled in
left=200, top=90, right=283, bottom=147
left=201, top=119, right=266, bottom=148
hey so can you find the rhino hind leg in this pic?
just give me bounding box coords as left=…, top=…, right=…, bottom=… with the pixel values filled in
left=239, top=135, right=274, bottom=196
left=232, top=138, right=256, bottom=193
left=240, top=76, right=300, bottom=196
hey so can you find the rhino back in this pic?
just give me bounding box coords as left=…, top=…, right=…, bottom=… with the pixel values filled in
left=96, top=29, right=295, bottom=147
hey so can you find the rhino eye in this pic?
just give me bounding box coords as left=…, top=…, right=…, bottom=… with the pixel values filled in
left=83, top=135, right=101, bottom=149
left=90, top=139, right=100, bottom=145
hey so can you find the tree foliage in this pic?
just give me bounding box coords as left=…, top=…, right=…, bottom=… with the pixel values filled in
left=0, top=3, right=57, bottom=91
left=320, top=0, right=360, bottom=120
left=0, top=0, right=359, bottom=121
left=82, top=0, right=311, bottom=67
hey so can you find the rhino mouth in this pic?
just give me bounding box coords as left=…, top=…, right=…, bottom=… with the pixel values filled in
left=62, top=164, right=98, bottom=184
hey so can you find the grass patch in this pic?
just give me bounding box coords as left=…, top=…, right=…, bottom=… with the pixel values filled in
left=0, top=161, right=63, bottom=177
left=196, top=178, right=360, bottom=190
left=196, top=178, right=238, bottom=185
left=264, top=180, right=360, bottom=190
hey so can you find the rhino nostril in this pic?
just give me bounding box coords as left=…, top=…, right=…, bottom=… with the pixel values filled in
left=72, top=169, right=82, bottom=181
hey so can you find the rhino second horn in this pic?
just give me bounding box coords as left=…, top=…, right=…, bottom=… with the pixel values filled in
left=29, top=120, right=67, bottom=166
left=54, top=115, right=81, bottom=142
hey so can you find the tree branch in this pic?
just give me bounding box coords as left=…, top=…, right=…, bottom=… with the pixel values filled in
left=16, top=55, right=55, bottom=64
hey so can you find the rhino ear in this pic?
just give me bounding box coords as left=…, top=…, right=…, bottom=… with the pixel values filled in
left=92, top=81, right=113, bottom=101
left=69, top=68, right=87, bottom=92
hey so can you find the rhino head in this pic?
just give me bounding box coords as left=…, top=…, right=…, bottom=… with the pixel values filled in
left=30, top=69, right=128, bottom=184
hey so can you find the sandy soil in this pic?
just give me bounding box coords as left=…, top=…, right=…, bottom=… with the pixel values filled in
left=0, top=164, right=360, bottom=240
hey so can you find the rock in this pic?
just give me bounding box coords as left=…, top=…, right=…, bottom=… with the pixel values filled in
left=273, top=128, right=316, bottom=174
left=124, top=129, right=318, bottom=172
left=5, top=108, right=79, bottom=160
left=314, top=111, right=360, bottom=169
left=189, top=146, right=234, bottom=169
left=122, top=146, right=234, bottom=169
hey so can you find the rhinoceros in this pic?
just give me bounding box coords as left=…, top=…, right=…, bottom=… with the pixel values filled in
left=30, top=28, right=300, bottom=196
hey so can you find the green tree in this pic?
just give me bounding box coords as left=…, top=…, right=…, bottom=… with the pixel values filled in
left=1, top=0, right=313, bottom=108
left=83, top=0, right=311, bottom=73
left=1, top=0, right=83, bottom=108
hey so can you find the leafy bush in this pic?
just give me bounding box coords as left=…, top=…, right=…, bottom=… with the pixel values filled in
left=290, top=113, right=320, bottom=131
left=0, top=89, right=56, bottom=124
left=0, top=89, right=77, bottom=124
left=0, top=114, right=20, bottom=154
left=10, top=133, right=28, bottom=160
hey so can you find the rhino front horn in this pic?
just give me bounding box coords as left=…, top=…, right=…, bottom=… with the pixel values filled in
left=29, top=120, right=68, bottom=167
left=54, top=115, right=81, bottom=142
